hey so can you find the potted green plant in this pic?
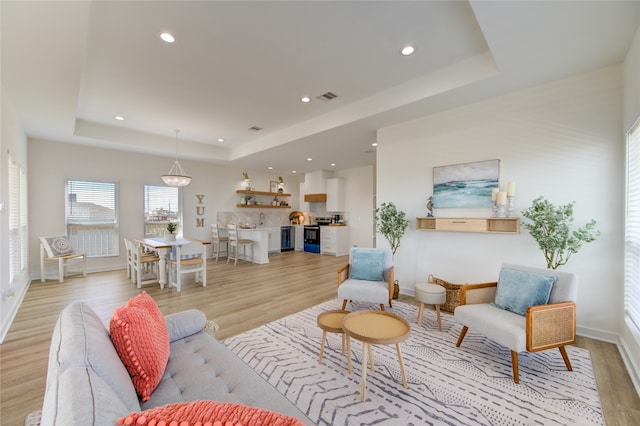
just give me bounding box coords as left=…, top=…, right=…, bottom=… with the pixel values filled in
left=166, top=222, right=177, bottom=241
left=375, top=202, right=409, bottom=299
left=521, top=196, right=600, bottom=269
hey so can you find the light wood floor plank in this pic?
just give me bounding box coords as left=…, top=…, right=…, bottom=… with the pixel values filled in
left=1, top=251, right=638, bottom=425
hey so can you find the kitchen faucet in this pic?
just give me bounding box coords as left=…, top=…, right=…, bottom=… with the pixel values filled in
left=259, top=212, right=265, bottom=225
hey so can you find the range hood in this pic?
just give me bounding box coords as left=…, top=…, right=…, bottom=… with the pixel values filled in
left=304, top=193, right=327, bottom=203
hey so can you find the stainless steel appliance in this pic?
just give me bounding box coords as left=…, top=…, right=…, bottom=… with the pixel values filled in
left=303, top=225, right=320, bottom=253
left=281, top=226, right=294, bottom=251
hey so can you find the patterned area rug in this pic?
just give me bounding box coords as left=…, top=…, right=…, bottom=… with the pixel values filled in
left=224, top=300, right=604, bottom=426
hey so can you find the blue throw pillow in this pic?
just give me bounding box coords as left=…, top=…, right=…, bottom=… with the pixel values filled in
left=492, top=268, right=556, bottom=316
left=349, top=250, right=386, bottom=281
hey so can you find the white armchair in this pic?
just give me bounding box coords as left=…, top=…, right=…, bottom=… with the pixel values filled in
left=337, top=247, right=394, bottom=311
left=454, top=263, right=578, bottom=383
left=40, top=236, right=86, bottom=283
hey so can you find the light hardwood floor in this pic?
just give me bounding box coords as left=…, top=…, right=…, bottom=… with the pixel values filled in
left=1, top=251, right=639, bottom=425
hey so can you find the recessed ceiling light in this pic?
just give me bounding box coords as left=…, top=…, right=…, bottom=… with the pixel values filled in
left=301, top=96, right=311, bottom=103
left=331, top=163, right=336, bottom=167
left=307, top=158, right=313, bottom=161
left=114, top=116, right=124, bottom=121
left=371, top=142, right=378, bottom=147
left=160, top=32, right=175, bottom=43
left=400, top=45, right=414, bottom=56
left=217, top=138, right=224, bottom=143
left=292, top=170, right=297, bottom=174
left=268, top=166, right=273, bottom=170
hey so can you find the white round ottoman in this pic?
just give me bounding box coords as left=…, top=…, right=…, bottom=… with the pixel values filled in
left=415, top=283, right=446, bottom=330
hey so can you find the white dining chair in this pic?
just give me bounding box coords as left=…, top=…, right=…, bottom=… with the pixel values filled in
left=227, top=224, right=253, bottom=266
left=169, top=241, right=207, bottom=291
left=128, top=239, right=160, bottom=288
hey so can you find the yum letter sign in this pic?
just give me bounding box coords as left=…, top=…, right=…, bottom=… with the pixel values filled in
left=196, top=195, right=205, bottom=227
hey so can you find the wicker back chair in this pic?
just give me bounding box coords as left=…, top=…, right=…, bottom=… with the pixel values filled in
left=454, top=263, right=577, bottom=383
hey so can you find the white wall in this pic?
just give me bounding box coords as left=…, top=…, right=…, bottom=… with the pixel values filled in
left=622, top=25, right=640, bottom=394
left=0, top=86, right=29, bottom=341
left=334, top=165, right=375, bottom=248
left=377, top=65, right=624, bottom=343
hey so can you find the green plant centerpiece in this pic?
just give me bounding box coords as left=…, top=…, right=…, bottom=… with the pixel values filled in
left=521, top=196, right=600, bottom=269
left=375, top=202, right=409, bottom=256
left=166, top=222, right=177, bottom=234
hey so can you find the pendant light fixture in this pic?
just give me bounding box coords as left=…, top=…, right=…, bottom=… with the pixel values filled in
left=162, top=129, right=192, bottom=187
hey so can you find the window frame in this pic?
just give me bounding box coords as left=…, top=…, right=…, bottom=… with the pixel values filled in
left=143, top=185, right=181, bottom=237
left=65, top=179, right=119, bottom=258
left=625, top=118, right=640, bottom=335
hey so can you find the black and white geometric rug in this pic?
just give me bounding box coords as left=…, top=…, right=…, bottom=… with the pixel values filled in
left=224, top=300, right=604, bottom=426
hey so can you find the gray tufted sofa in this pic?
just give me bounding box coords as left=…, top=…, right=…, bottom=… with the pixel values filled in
left=41, top=302, right=310, bottom=425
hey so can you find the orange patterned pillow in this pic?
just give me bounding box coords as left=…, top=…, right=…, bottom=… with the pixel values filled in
left=117, top=400, right=306, bottom=426
left=110, top=292, right=169, bottom=401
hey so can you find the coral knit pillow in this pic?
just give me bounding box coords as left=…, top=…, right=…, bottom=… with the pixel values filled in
left=117, top=400, right=306, bottom=426
left=110, top=292, right=170, bottom=401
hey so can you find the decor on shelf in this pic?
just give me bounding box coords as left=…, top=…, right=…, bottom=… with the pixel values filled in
left=166, top=222, right=177, bottom=241
left=278, top=176, right=285, bottom=193
left=433, top=159, right=499, bottom=208
left=242, top=172, right=251, bottom=190
left=161, top=130, right=192, bottom=187
left=521, top=196, right=600, bottom=269
left=426, top=196, right=434, bottom=217
left=270, top=181, right=278, bottom=193
left=375, top=202, right=409, bottom=256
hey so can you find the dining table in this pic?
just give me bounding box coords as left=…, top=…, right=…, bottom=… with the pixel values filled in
left=135, top=237, right=211, bottom=287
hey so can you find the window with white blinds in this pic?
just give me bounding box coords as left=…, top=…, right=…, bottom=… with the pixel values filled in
left=144, top=185, right=180, bottom=236
left=66, top=180, right=119, bottom=257
left=8, top=155, right=27, bottom=284
left=625, top=120, right=640, bottom=332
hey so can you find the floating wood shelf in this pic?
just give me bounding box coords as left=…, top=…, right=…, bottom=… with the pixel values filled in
left=416, top=217, right=519, bottom=233
left=236, top=204, right=291, bottom=209
left=236, top=190, right=291, bottom=197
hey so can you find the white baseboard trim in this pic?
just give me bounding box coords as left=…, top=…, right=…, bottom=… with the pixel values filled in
left=576, top=325, right=619, bottom=344
left=0, top=280, right=30, bottom=344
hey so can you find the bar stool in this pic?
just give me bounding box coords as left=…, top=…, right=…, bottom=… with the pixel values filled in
left=415, top=282, right=446, bottom=330
left=211, top=224, right=229, bottom=262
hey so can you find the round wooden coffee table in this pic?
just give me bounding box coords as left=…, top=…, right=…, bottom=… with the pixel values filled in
left=342, top=310, right=411, bottom=401
left=316, top=310, right=350, bottom=364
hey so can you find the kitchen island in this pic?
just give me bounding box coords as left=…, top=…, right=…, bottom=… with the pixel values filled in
left=236, top=228, right=270, bottom=264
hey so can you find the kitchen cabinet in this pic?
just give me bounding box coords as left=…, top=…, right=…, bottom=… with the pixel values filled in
left=415, top=217, right=519, bottom=233
left=264, top=227, right=281, bottom=253
left=326, top=178, right=345, bottom=212
left=321, top=226, right=349, bottom=256
left=236, top=190, right=291, bottom=208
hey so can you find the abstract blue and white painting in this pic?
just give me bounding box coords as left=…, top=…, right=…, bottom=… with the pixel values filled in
left=433, top=159, right=499, bottom=208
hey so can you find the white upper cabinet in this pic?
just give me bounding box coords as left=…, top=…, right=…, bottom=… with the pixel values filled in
left=326, top=178, right=345, bottom=212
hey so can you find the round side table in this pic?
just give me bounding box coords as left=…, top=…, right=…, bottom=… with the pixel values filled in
left=316, top=309, right=350, bottom=364
left=342, top=310, right=410, bottom=401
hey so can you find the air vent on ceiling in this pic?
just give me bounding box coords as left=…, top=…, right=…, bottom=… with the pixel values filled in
left=248, top=125, right=263, bottom=131
left=316, top=91, right=338, bottom=102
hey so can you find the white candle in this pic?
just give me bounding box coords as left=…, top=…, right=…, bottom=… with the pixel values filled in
left=507, top=181, right=516, bottom=197
left=491, top=188, right=499, bottom=201
left=496, top=191, right=507, bottom=205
